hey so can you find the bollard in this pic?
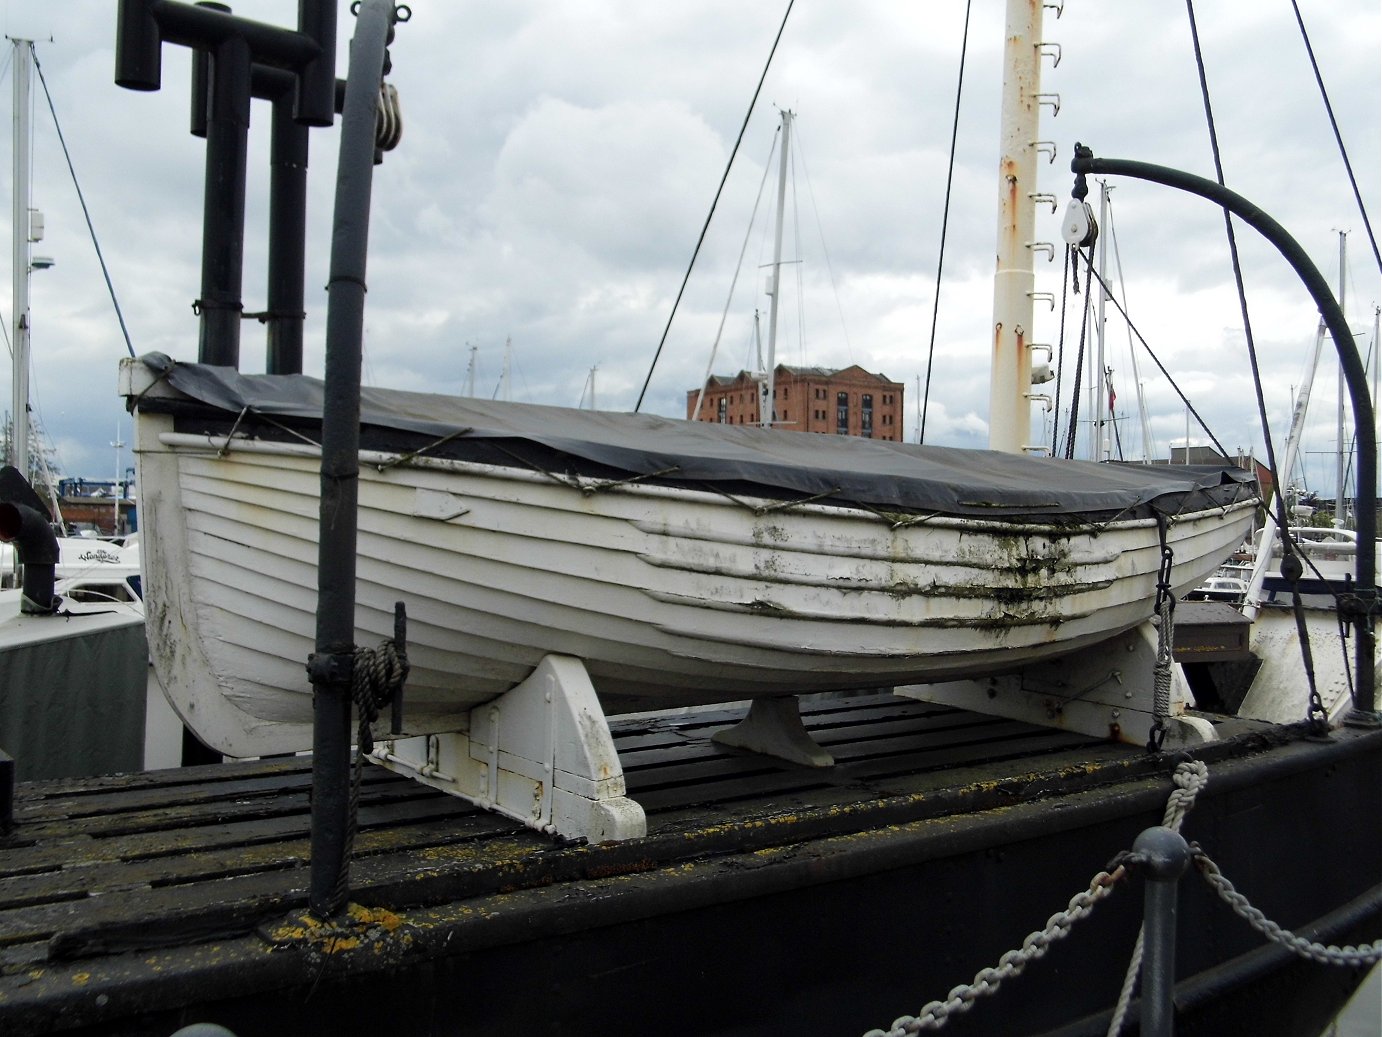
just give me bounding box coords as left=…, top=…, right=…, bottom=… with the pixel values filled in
left=1134, top=825, right=1193, bottom=1037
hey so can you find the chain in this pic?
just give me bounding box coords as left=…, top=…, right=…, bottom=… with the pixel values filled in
left=1192, top=847, right=1382, bottom=967
left=861, top=867, right=1128, bottom=1036
left=1147, top=516, right=1175, bottom=753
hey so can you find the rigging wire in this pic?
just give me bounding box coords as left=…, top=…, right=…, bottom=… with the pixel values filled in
left=1073, top=249, right=1230, bottom=460
left=1288, top=0, right=1381, bottom=276
left=688, top=133, right=778, bottom=421
left=1048, top=246, right=1072, bottom=455
left=1062, top=250, right=1095, bottom=460
left=32, top=46, right=135, bottom=358
left=919, top=0, right=973, bottom=444
left=1183, top=2, right=1282, bottom=500
left=791, top=125, right=856, bottom=367
left=634, top=0, right=795, bottom=412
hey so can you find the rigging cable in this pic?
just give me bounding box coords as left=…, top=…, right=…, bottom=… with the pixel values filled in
left=634, top=0, right=795, bottom=412
left=1289, top=0, right=1381, bottom=275
left=1183, top=1, right=1283, bottom=504
left=1074, top=251, right=1231, bottom=460
left=689, top=134, right=778, bottom=421
left=1061, top=249, right=1095, bottom=460
left=1049, top=245, right=1072, bottom=455
left=32, top=46, right=135, bottom=358
left=919, top=0, right=973, bottom=444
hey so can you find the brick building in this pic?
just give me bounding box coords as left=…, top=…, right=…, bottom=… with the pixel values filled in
left=686, top=364, right=906, bottom=440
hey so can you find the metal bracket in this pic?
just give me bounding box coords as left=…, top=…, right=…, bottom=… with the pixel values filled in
left=371, top=654, right=646, bottom=843
left=895, top=621, right=1217, bottom=748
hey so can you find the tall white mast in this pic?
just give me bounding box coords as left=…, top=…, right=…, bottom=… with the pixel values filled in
left=987, top=0, right=1046, bottom=453
left=761, top=109, right=793, bottom=428
left=465, top=343, right=477, bottom=396
left=1334, top=231, right=1347, bottom=527
left=11, top=39, right=33, bottom=479
left=500, top=336, right=512, bottom=402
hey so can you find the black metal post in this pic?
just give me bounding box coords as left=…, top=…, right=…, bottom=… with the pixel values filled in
left=267, top=89, right=308, bottom=374
left=196, top=8, right=250, bottom=368
left=1071, top=153, right=1378, bottom=720
left=1134, top=826, right=1193, bottom=1037
left=307, top=0, right=396, bottom=920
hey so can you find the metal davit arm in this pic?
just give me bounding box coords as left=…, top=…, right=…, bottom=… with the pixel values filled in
left=1070, top=151, right=1377, bottom=718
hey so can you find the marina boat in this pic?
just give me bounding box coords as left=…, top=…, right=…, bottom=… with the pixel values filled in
left=0, top=3, right=1376, bottom=1036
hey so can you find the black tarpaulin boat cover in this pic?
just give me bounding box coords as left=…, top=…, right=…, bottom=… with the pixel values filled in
left=138, top=354, right=1257, bottom=521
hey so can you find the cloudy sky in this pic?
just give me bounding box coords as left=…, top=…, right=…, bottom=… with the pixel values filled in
left=2, top=1, right=1378, bottom=498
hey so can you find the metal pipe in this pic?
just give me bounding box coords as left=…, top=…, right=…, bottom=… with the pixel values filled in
left=11, top=40, right=31, bottom=483
left=0, top=500, right=57, bottom=614
left=308, top=0, right=395, bottom=920
left=197, top=20, right=251, bottom=368
left=1071, top=153, right=1377, bottom=719
left=266, top=88, right=308, bottom=374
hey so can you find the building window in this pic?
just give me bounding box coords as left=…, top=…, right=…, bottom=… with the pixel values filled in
left=718, top=397, right=727, bottom=424
left=861, top=394, right=873, bottom=439
left=836, top=392, right=849, bottom=435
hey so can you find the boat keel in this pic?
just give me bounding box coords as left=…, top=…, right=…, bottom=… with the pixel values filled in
left=895, top=620, right=1218, bottom=747
left=712, top=696, right=836, bottom=767
left=370, top=654, right=647, bottom=843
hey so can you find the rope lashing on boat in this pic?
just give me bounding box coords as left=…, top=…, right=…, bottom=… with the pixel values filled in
left=328, top=613, right=410, bottom=915
left=217, top=407, right=252, bottom=458
left=1190, top=846, right=1382, bottom=967
left=373, top=428, right=475, bottom=471
left=1146, top=516, right=1176, bottom=753
left=1104, top=759, right=1208, bottom=1036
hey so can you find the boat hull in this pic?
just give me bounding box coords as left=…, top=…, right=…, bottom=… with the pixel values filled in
left=133, top=410, right=1256, bottom=756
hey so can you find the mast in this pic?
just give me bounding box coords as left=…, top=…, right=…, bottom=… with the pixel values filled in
left=1243, top=319, right=1327, bottom=619
left=987, top=0, right=1046, bottom=453
left=465, top=343, right=476, bottom=396
left=500, top=336, right=512, bottom=401
left=1334, top=231, right=1347, bottom=527
left=761, top=109, right=793, bottom=429
left=10, top=39, right=32, bottom=480
left=1093, top=181, right=1110, bottom=460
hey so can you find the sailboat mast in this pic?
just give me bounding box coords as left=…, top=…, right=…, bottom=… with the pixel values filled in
left=1093, top=182, right=1110, bottom=460
left=10, top=39, right=32, bottom=479
left=987, top=0, right=1045, bottom=454
left=762, top=109, right=793, bottom=428
left=1335, top=230, right=1347, bottom=527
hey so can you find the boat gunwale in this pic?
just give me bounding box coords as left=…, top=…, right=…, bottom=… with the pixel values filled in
left=147, top=428, right=1261, bottom=537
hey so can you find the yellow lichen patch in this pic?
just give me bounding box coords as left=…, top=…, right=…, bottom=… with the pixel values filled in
left=71, top=972, right=91, bottom=987
left=346, top=903, right=405, bottom=933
